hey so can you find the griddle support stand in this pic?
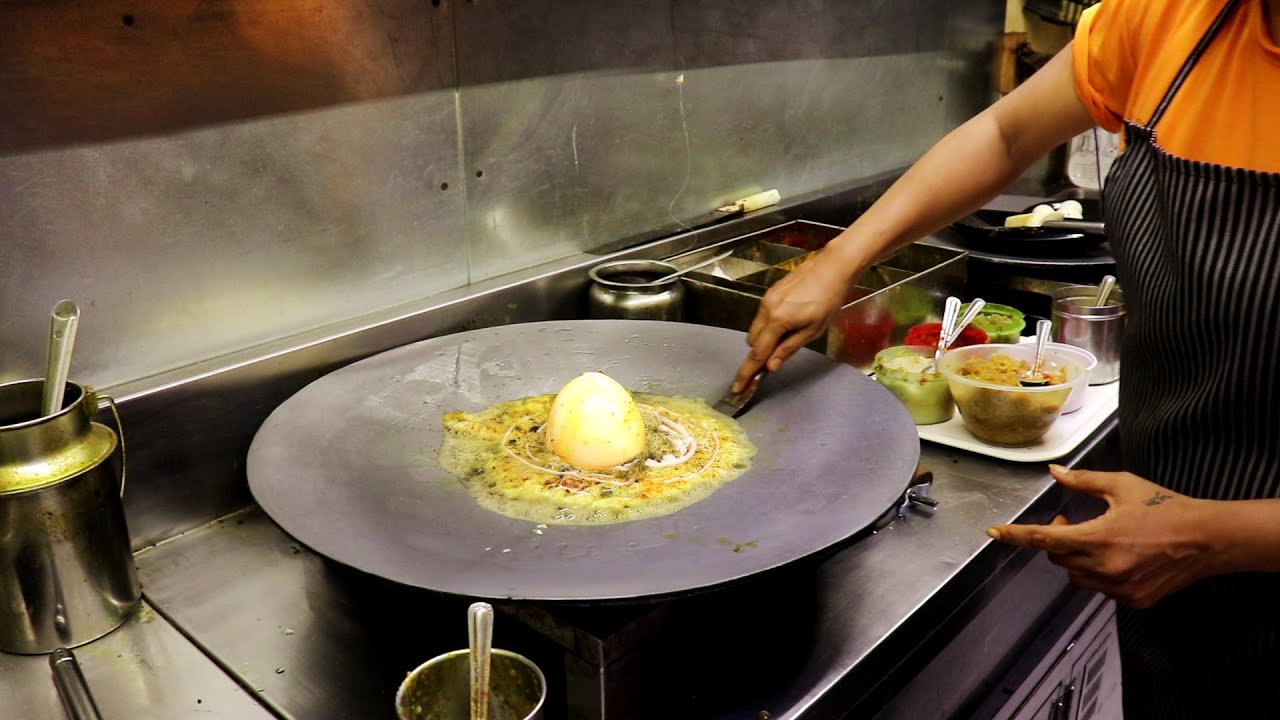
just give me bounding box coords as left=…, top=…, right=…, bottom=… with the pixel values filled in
left=873, top=467, right=938, bottom=531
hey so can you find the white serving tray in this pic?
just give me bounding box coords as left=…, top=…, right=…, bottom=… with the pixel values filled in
left=916, top=382, right=1119, bottom=462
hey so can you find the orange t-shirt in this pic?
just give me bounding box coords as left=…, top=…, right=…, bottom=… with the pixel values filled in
left=1073, top=0, right=1280, bottom=173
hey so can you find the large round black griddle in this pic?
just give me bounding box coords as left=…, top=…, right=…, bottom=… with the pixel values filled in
left=246, top=320, right=919, bottom=602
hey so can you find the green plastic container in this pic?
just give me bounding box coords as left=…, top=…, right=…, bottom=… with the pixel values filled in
left=873, top=346, right=954, bottom=425
left=960, top=302, right=1026, bottom=343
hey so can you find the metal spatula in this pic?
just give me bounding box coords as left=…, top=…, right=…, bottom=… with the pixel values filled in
left=713, top=370, right=766, bottom=418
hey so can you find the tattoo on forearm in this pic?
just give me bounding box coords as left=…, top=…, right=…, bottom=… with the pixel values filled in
left=1144, top=491, right=1173, bottom=507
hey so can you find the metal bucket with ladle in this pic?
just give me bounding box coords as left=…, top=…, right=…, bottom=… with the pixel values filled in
left=0, top=301, right=140, bottom=655
left=397, top=603, right=546, bottom=720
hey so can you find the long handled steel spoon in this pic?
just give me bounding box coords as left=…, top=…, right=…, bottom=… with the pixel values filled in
left=634, top=249, right=734, bottom=287
left=469, top=602, right=493, bottom=720
left=1020, top=319, right=1054, bottom=387
left=42, top=300, right=80, bottom=417
left=930, top=297, right=961, bottom=372
left=1095, top=274, right=1117, bottom=307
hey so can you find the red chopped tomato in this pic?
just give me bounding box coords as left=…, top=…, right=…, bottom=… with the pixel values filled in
left=903, top=322, right=988, bottom=350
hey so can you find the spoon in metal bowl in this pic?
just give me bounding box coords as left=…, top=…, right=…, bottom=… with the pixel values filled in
left=468, top=601, right=493, bottom=720
left=631, top=249, right=734, bottom=287
left=1020, top=319, right=1054, bottom=387
left=42, top=300, right=81, bottom=417
left=1095, top=274, right=1117, bottom=307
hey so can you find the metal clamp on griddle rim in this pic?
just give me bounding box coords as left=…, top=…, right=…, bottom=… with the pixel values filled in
left=872, top=467, right=938, bottom=531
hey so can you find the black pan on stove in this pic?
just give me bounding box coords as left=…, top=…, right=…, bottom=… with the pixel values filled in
left=951, top=197, right=1106, bottom=256
left=246, top=320, right=919, bottom=603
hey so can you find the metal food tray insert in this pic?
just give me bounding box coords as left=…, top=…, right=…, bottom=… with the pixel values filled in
left=669, top=220, right=967, bottom=373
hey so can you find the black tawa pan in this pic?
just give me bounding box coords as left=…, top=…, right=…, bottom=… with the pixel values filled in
left=246, top=320, right=919, bottom=602
left=951, top=197, right=1107, bottom=256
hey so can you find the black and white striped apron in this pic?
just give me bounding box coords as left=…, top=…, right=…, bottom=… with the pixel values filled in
left=1101, top=0, right=1280, bottom=716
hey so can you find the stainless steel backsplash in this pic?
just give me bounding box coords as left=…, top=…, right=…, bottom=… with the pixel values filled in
left=2, top=1, right=1005, bottom=550
left=1, top=0, right=1002, bottom=391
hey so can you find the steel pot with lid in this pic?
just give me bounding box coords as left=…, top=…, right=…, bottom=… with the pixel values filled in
left=0, top=379, right=139, bottom=654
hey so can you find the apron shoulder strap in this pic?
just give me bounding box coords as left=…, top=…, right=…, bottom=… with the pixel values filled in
left=1148, top=0, right=1242, bottom=128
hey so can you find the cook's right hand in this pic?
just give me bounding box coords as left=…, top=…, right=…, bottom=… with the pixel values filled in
left=733, top=258, right=850, bottom=391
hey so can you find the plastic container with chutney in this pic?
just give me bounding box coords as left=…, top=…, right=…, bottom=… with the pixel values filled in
left=873, top=345, right=955, bottom=425
left=959, top=302, right=1026, bottom=343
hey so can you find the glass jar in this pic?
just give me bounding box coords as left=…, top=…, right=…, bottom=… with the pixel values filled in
left=873, top=345, right=955, bottom=425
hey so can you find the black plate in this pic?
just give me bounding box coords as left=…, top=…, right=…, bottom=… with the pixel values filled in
left=951, top=198, right=1106, bottom=256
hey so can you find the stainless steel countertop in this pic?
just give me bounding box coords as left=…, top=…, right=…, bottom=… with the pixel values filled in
left=3, top=419, right=1107, bottom=720
left=0, top=599, right=276, bottom=719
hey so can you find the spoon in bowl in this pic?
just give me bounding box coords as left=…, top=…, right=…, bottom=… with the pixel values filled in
left=468, top=602, right=493, bottom=720
left=631, top=249, right=734, bottom=287
left=1020, top=319, right=1054, bottom=387
left=948, top=298, right=986, bottom=348
left=929, top=297, right=986, bottom=372
left=930, top=297, right=961, bottom=372
left=1095, top=274, right=1117, bottom=307
left=42, top=300, right=81, bottom=417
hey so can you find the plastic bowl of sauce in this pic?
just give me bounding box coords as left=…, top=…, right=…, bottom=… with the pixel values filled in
left=939, top=344, right=1087, bottom=446
left=873, top=345, right=954, bottom=425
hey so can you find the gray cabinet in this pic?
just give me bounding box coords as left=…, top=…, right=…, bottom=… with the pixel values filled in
left=1007, top=650, right=1072, bottom=720
left=996, top=595, right=1123, bottom=720
left=1067, top=601, right=1123, bottom=720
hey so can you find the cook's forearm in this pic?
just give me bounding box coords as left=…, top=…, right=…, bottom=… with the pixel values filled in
left=1205, top=498, right=1280, bottom=575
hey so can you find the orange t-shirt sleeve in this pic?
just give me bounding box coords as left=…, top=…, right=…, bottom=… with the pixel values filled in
left=1072, top=2, right=1139, bottom=133
left=1070, top=0, right=1280, bottom=173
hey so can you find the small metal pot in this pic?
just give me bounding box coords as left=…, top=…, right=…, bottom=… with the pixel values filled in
left=587, top=260, right=685, bottom=321
left=0, top=379, right=139, bottom=655
left=396, top=648, right=546, bottom=720
left=1051, top=285, right=1125, bottom=384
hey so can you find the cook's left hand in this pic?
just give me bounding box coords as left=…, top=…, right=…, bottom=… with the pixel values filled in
left=986, top=464, right=1217, bottom=608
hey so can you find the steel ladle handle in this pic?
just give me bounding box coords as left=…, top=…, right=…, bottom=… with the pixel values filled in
left=50, top=648, right=104, bottom=720
left=637, top=249, right=734, bottom=287
left=947, top=298, right=986, bottom=349
left=933, top=296, right=961, bottom=370
left=1095, top=274, right=1117, bottom=308
left=1032, top=319, right=1052, bottom=375
left=468, top=602, right=494, bottom=720
left=42, top=300, right=80, bottom=418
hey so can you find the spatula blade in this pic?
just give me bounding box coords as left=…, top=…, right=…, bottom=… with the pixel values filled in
left=712, top=371, right=766, bottom=418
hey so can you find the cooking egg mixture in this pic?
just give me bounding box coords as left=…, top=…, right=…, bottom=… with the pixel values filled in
left=438, top=373, right=756, bottom=525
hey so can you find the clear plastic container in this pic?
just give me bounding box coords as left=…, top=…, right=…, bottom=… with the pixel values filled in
left=1043, top=342, right=1097, bottom=413
left=939, top=344, right=1088, bottom=446
left=873, top=345, right=954, bottom=425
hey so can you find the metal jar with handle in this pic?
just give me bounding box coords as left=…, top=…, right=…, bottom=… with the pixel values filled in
left=0, top=379, right=139, bottom=655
